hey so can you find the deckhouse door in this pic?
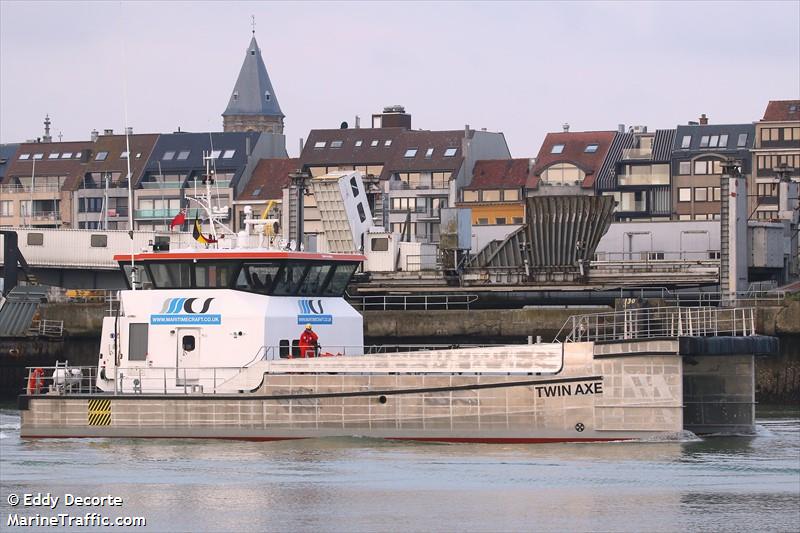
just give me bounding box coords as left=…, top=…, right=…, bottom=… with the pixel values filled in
left=175, top=328, right=201, bottom=386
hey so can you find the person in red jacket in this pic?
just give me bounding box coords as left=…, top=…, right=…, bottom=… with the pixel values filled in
left=299, top=324, right=319, bottom=358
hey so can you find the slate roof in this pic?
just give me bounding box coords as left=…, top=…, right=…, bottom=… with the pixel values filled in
left=528, top=131, right=615, bottom=189
left=762, top=100, right=800, bottom=122
left=672, top=123, right=755, bottom=151
left=141, top=132, right=262, bottom=189
left=595, top=129, right=675, bottom=192
left=223, top=36, right=283, bottom=118
left=464, top=159, right=531, bottom=190
left=0, top=143, right=20, bottom=181
left=78, top=134, right=159, bottom=189
left=3, top=140, right=95, bottom=190
left=239, top=158, right=298, bottom=201
left=300, top=128, right=468, bottom=181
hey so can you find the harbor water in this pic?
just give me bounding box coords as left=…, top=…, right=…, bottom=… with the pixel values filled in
left=1, top=405, right=798, bottom=532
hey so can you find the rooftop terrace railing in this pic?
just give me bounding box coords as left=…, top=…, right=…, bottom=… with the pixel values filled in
left=555, top=306, right=757, bottom=343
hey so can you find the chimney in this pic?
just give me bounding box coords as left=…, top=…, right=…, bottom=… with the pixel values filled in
left=355, top=115, right=361, bottom=129
left=125, top=127, right=133, bottom=135
left=465, top=124, right=470, bottom=136
left=699, top=114, right=708, bottom=125
left=372, top=105, right=411, bottom=129
left=528, top=158, right=536, bottom=172
left=299, top=137, right=304, bottom=153
left=90, top=129, right=99, bottom=142
left=618, top=124, right=625, bottom=134
left=562, top=123, right=570, bottom=133
left=103, top=128, right=114, bottom=136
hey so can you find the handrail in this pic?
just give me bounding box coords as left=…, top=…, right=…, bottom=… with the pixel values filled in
left=348, top=294, right=479, bottom=311
left=555, top=306, right=758, bottom=343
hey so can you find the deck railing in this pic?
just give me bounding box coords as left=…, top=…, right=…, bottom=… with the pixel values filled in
left=348, top=294, right=479, bottom=311
left=556, top=306, right=757, bottom=343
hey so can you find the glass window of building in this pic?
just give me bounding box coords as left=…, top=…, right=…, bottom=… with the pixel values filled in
left=19, top=153, right=30, bottom=160
left=384, top=140, right=392, bottom=147
left=222, top=150, right=236, bottom=159
left=177, top=151, right=190, bottom=160
left=482, top=190, right=501, bottom=201
left=540, top=162, right=584, bottom=184
left=584, top=144, right=598, bottom=153
left=425, top=148, right=434, bottom=158
left=679, top=161, right=691, bottom=175
left=503, top=189, right=520, bottom=201
left=718, top=134, right=728, bottom=147
left=495, top=217, right=507, bottom=224
left=96, top=151, right=108, bottom=161
left=355, top=140, right=363, bottom=147
left=679, top=188, right=691, bottom=202
left=551, top=144, right=565, bottom=154
left=463, top=190, right=479, bottom=202
left=211, top=150, right=221, bottom=158
left=444, top=148, right=457, bottom=157
left=681, top=136, right=691, bottom=148
left=33, top=153, right=44, bottom=159
left=694, top=161, right=708, bottom=174
left=330, top=141, right=343, bottom=149
left=404, top=148, right=418, bottom=158
left=162, top=151, right=175, bottom=160
left=48, top=153, right=60, bottom=159
left=694, top=188, right=708, bottom=202
left=370, top=140, right=379, bottom=147
left=699, top=136, right=709, bottom=148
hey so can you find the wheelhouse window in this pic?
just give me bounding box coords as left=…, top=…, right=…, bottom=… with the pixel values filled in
left=298, top=263, right=334, bottom=295
left=236, top=262, right=281, bottom=293
left=195, top=262, right=235, bottom=288
left=148, top=262, right=191, bottom=288
left=271, top=261, right=308, bottom=296
left=322, top=263, right=358, bottom=297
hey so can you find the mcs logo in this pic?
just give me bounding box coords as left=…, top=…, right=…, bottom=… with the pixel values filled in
left=151, top=297, right=221, bottom=326
left=297, top=299, right=333, bottom=325
left=160, top=297, right=215, bottom=314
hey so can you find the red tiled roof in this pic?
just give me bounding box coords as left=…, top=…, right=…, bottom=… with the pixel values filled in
left=527, top=131, right=615, bottom=189
left=465, top=158, right=531, bottom=190
left=762, top=100, right=800, bottom=122
left=82, top=134, right=159, bottom=189
left=240, top=158, right=299, bottom=200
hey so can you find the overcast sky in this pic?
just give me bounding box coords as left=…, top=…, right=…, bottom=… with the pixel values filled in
left=1, top=1, right=798, bottom=157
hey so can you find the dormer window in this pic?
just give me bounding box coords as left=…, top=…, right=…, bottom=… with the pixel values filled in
left=250, top=49, right=256, bottom=56
left=264, top=91, right=271, bottom=101
left=425, top=148, right=434, bottom=158
left=232, top=91, right=239, bottom=101
left=355, top=140, right=363, bottom=147
left=384, top=140, right=392, bottom=147
left=370, top=140, right=379, bottom=147
left=551, top=144, right=565, bottom=154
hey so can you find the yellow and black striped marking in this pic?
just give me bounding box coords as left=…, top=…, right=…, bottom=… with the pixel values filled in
left=87, top=399, right=111, bottom=426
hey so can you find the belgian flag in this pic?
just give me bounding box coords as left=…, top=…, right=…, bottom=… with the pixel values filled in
left=192, top=217, right=217, bottom=244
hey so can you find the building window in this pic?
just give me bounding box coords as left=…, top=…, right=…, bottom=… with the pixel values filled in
left=330, top=141, right=343, bottom=149
left=512, top=216, right=524, bottom=224
left=482, top=190, right=501, bottom=202
left=540, top=162, right=584, bottom=184
left=462, top=190, right=479, bottom=202
left=679, top=161, right=691, bottom=175
left=162, top=151, right=175, bottom=160
left=694, top=187, right=708, bottom=202
left=713, top=187, right=721, bottom=201
left=425, top=148, right=434, bottom=158
left=0, top=200, right=13, bottom=217
left=699, top=136, right=709, bottom=148
left=370, top=140, right=379, bottom=147
left=718, top=134, right=728, bottom=147
left=495, top=217, right=507, bottom=225
left=384, top=140, right=392, bottom=147
left=313, top=141, right=326, bottom=149
left=694, top=161, right=708, bottom=175
left=551, top=144, right=565, bottom=154
left=222, top=150, right=236, bottom=158
left=681, top=135, right=691, bottom=149
left=404, top=148, right=418, bottom=158
left=477, top=218, right=488, bottom=225
left=60, top=152, right=72, bottom=159
left=584, top=144, right=598, bottom=153
left=444, top=148, right=457, bottom=157
left=679, top=188, right=691, bottom=202
left=48, top=153, right=60, bottom=159
left=177, top=150, right=190, bottom=160
left=737, top=133, right=748, bottom=147
left=27, top=233, right=44, bottom=246
left=502, top=189, right=519, bottom=201
left=19, top=154, right=30, bottom=160
left=95, top=151, right=108, bottom=161
left=371, top=237, right=389, bottom=252
left=355, top=140, right=363, bottom=147
left=33, top=153, right=44, bottom=160
left=391, top=197, right=417, bottom=211
left=120, top=151, right=128, bottom=159
left=210, top=150, right=221, bottom=158
left=695, top=214, right=709, bottom=221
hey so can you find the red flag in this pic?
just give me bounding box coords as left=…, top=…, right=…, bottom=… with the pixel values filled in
left=170, top=209, right=186, bottom=230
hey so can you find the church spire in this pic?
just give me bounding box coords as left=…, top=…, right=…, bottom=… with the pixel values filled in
left=222, top=32, right=284, bottom=134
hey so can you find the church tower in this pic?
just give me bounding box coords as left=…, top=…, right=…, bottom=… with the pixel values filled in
left=222, top=33, right=285, bottom=134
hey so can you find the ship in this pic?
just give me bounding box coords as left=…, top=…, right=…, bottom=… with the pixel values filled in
left=17, top=167, right=778, bottom=442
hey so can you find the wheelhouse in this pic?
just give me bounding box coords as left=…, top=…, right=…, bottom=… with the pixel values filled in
left=114, top=252, right=364, bottom=297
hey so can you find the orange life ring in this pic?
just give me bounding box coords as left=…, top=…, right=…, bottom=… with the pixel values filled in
left=27, top=368, right=45, bottom=394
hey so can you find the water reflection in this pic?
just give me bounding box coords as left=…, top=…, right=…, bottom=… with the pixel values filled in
left=1, top=409, right=798, bottom=532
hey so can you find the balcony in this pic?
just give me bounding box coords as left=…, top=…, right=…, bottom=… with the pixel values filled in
left=0, top=184, right=61, bottom=194
left=134, top=208, right=228, bottom=220
left=617, top=172, right=670, bottom=187
left=622, top=148, right=653, bottom=160
left=417, top=209, right=441, bottom=221
left=29, top=211, right=61, bottom=222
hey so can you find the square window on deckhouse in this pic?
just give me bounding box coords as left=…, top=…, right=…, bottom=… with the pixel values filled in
left=551, top=144, right=565, bottom=154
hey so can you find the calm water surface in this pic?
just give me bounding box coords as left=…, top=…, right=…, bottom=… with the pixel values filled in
left=1, top=406, right=798, bottom=532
